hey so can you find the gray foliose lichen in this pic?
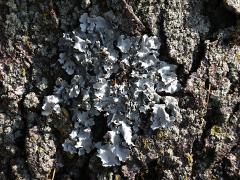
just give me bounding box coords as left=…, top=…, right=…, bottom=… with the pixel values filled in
left=42, top=13, right=182, bottom=167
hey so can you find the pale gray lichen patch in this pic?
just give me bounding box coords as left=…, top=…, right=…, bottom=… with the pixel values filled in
left=42, top=13, right=182, bottom=166
left=42, top=95, right=61, bottom=116
left=117, top=35, right=132, bottom=53
left=151, top=96, right=181, bottom=130
left=36, top=77, right=48, bottom=91
left=23, top=92, right=39, bottom=109
left=224, top=0, right=240, bottom=14
left=97, top=121, right=133, bottom=166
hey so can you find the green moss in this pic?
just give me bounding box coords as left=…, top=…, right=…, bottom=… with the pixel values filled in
left=236, top=52, right=240, bottom=62
left=155, top=130, right=168, bottom=140
left=210, top=125, right=224, bottom=136
left=142, top=138, right=151, bottom=149
left=185, top=153, right=193, bottom=164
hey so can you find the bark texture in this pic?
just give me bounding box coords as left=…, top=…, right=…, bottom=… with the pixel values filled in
left=0, top=0, right=239, bottom=179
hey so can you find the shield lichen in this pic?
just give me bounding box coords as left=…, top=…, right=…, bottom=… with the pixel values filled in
left=42, top=13, right=182, bottom=167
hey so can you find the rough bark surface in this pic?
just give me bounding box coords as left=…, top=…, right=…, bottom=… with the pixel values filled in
left=0, top=0, right=239, bottom=179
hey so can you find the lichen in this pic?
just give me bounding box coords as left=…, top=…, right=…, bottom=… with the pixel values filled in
left=42, top=95, right=61, bottom=116
left=24, top=92, right=39, bottom=109
left=42, top=12, right=181, bottom=167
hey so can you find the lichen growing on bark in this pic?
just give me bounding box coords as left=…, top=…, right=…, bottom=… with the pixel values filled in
left=43, top=13, right=181, bottom=166
left=0, top=0, right=239, bottom=179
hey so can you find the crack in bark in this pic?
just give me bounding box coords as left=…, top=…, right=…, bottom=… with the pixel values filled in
left=190, top=40, right=206, bottom=73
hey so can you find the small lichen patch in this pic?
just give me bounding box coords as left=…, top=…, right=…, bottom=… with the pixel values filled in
left=23, top=92, right=39, bottom=109
left=42, top=95, right=61, bottom=116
